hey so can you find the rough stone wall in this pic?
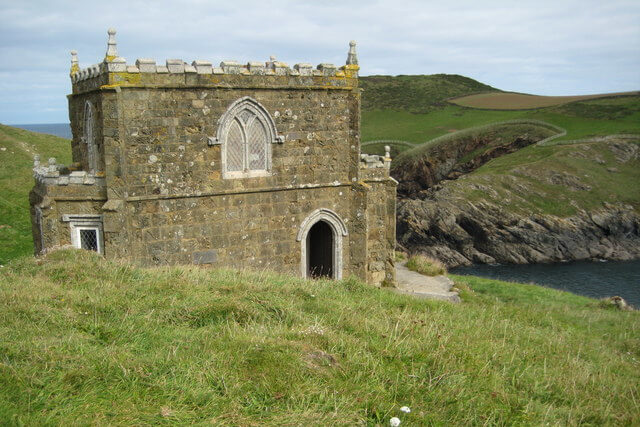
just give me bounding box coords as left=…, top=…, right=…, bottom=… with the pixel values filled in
left=360, top=172, right=397, bottom=284
left=29, top=179, right=107, bottom=254
left=68, top=75, right=364, bottom=270
left=125, top=186, right=353, bottom=272
left=110, top=86, right=357, bottom=197
left=68, top=91, right=106, bottom=173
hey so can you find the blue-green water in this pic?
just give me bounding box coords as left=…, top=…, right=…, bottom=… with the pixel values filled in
left=452, top=260, right=640, bottom=308
left=11, top=123, right=71, bottom=139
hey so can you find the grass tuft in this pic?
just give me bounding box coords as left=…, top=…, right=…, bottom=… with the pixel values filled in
left=406, top=254, right=447, bottom=276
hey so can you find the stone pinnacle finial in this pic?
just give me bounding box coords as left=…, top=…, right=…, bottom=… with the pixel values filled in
left=105, top=28, right=118, bottom=60
left=70, top=50, right=79, bottom=75
left=346, top=40, right=358, bottom=66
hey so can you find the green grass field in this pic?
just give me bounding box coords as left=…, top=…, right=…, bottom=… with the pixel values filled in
left=0, top=124, right=72, bottom=264
left=1, top=249, right=638, bottom=425
left=361, top=98, right=640, bottom=145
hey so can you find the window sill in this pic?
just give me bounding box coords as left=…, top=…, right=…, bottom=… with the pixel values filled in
left=222, top=170, right=272, bottom=179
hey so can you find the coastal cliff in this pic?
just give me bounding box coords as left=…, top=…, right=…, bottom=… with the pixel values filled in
left=393, top=135, right=640, bottom=267
left=397, top=197, right=640, bottom=267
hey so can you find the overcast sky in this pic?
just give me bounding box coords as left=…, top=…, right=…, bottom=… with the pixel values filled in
left=1, top=0, right=639, bottom=124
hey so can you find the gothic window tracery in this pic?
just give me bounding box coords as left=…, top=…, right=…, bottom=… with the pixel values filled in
left=83, top=101, right=98, bottom=173
left=217, top=97, right=280, bottom=179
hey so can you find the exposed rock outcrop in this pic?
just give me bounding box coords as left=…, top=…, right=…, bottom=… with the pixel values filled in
left=392, top=127, right=554, bottom=198
left=394, top=136, right=640, bottom=267
left=397, top=198, right=640, bottom=268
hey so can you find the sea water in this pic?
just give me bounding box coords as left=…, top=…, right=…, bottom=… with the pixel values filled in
left=11, top=123, right=71, bottom=139
left=452, top=259, right=640, bottom=308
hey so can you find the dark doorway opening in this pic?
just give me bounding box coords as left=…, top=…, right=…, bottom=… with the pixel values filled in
left=306, top=220, right=334, bottom=278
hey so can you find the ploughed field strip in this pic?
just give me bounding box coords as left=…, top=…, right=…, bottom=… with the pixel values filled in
left=449, top=91, right=640, bottom=110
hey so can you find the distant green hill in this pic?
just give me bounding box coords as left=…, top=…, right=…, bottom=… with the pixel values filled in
left=1, top=249, right=638, bottom=424
left=360, top=75, right=640, bottom=154
left=0, top=124, right=72, bottom=264
left=367, top=76, right=640, bottom=266
left=360, top=74, right=498, bottom=113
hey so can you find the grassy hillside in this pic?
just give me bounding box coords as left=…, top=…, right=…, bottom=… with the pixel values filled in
left=412, top=137, right=639, bottom=217
left=450, top=91, right=640, bottom=109
left=0, top=124, right=72, bottom=264
left=360, top=75, right=640, bottom=153
left=360, top=74, right=498, bottom=113
left=1, top=249, right=638, bottom=425
left=392, top=121, right=560, bottom=170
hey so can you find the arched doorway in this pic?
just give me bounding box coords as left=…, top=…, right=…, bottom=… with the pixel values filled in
left=297, top=208, right=348, bottom=280
left=306, top=220, right=334, bottom=278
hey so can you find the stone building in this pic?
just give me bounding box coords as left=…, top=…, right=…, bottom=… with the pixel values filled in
left=30, top=29, right=397, bottom=285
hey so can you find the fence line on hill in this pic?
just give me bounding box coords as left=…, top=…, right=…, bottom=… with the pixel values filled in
left=537, top=133, right=639, bottom=146
left=363, top=119, right=639, bottom=159
left=391, top=119, right=566, bottom=163
left=361, top=140, right=415, bottom=148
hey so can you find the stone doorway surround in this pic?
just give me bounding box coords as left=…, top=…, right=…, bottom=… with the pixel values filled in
left=297, top=208, right=348, bottom=280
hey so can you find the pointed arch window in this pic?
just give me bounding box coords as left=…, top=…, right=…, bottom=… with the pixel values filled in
left=82, top=101, right=98, bottom=174
left=216, top=97, right=282, bottom=179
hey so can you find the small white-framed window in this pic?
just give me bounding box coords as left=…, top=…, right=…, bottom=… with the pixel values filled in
left=215, top=97, right=282, bottom=179
left=62, top=214, right=104, bottom=255
left=77, top=227, right=100, bottom=252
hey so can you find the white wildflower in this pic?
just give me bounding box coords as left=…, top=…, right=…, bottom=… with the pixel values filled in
left=390, top=417, right=401, bottom=426
left=300, top=324, right=325, bottom=336
left=400, top=406, right=411, bottom=413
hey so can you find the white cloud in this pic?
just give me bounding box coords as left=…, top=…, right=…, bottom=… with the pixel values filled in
left=1, top=0, right=638, bottom=122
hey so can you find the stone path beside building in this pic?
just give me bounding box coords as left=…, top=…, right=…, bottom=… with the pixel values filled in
left=393, top=263, right=461, bottom=303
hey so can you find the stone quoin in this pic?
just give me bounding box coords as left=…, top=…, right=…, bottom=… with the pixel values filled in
left=29, top=29, right=397, bottom=285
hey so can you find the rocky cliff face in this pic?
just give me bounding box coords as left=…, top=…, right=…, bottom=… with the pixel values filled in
left=394, top=135, right=539, bottom=198
left=393, top=136, right=640, bottom=267
left=397, top=197, right=640, bottom=267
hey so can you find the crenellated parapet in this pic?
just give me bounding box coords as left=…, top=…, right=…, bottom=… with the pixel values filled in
left=360, top=146, right=392, bottom=169
left=70, top=29, right=360, bottom=93
left=32, top=156, right=105, bottom=187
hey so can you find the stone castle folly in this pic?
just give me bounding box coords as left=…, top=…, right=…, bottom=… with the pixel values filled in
left=30, top=29, right=397, bottom=285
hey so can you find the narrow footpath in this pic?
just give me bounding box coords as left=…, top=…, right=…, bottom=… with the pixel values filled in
left=394, top=262, right=461, bottom=303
